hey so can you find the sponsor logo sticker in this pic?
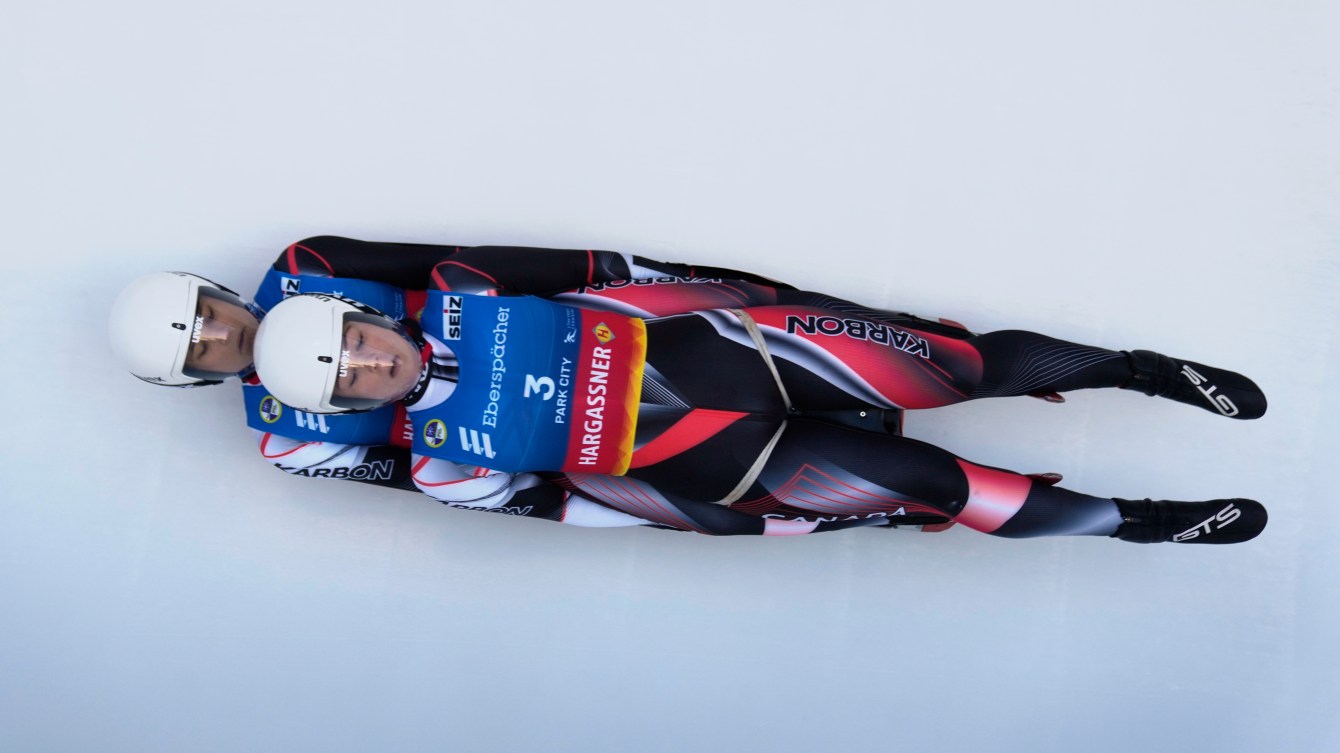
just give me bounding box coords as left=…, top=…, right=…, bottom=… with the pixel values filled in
left=295, top=411, right=329, bottom=434
left=423, top=419, right=448, bottom=449
left=784, top=314, right=931, bottom=358
left=442, top=296, right=463, bottom=340
left=458, top=427, right=497, bottom=459
left=259, top=396, right=283, bottom=424
left=1179, top=365, right=1240, bottom=417
left=1172, top=503, right=1242, bottom=542
left=593, top=322, right=615, bottom=344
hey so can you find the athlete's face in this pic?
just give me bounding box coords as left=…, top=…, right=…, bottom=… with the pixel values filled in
left=184, top=296, right=259, bottom=377
left=332, top=320, right=422, bottom=405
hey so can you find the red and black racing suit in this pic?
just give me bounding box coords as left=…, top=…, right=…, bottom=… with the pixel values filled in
left=427, top=249, right=1146, bottom=538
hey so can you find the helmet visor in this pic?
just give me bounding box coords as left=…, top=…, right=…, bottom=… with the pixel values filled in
left=329, top=312, right=423, bottom=410
left=181, top=287, right=259, bottom=381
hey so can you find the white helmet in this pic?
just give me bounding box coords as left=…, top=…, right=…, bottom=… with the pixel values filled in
left=255, top=293, right=421, bottom=413
left=109, top=271, right=251, bottom=386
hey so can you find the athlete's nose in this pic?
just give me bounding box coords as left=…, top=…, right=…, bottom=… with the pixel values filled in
left=354, top=351, right=394, bottom=371
left=197, top=318, right=230, bottom=343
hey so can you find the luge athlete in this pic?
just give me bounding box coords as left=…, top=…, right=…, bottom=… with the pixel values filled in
left=251, top=252, right=1268, bottom=544
left=108, top=236, right=795, bottom=499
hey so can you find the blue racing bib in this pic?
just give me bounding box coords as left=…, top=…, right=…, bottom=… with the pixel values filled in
left=413, top=292, right=646, bottom=474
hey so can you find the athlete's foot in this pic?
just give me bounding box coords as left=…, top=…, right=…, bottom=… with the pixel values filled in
left=1111, top=498, right=1267, bottom=544
left=1120, top=350, right=1267, bottom=419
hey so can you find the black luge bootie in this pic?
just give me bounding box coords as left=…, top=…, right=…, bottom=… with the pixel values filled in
left=1120, top=350, right=1267, bottom=419
left=1111, top=498, right=1267, bottom=544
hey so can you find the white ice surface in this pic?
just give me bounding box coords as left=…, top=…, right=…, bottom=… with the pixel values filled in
left=3, top=2, right=1338, bottom=752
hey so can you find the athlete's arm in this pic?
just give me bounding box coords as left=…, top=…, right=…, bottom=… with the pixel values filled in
left=274, top=236, right=469, bottom=289
left=274, top=238, right=962, bottom=336
left=410, top=455, right=656, bottom=527
left=428, top=247, right=795, bottom=295
left=253, top=430, right=418, bottom=491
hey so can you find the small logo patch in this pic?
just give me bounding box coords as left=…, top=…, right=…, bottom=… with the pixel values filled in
left=423, top=419, right=448, bottom=449
left=1172, top=503, right=1243, bottom=542
left=259, top=396, right=283, bottom=424
left=1179, top=364, right=1240, bottom=417
left=593, top=322, right=615, bottom=344
left=442, top=296, right=463, bottom=340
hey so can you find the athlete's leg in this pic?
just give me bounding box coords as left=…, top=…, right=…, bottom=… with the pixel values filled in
left=570, top=417, right=1265, bottom=543
left=773, top=289, right=979, bottom=340
left=557, top=471, right=899, bottom=535
left=743, top=419, right=1265, bottom=543
left=561, top=281, right=1264, bottom=418
left=628, top=311, right=790, bottom=503
left=618, top=310, right=1266, bottom=541
left=736, top=419, right=1118, bottom=538
left=571, top=312, right=926, bottom=535
left=729, top=306, right=1265, bottom=418
left=564, top=408, right=908, bottom=536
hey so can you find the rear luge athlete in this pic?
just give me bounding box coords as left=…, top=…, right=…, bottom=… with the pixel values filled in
left=108, top=236, right=796, bottom=496
left=250, top=255, right=1267, bottom=544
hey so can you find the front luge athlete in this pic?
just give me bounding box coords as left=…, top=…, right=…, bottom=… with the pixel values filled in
left=251, top=250, right=1268, bottom=545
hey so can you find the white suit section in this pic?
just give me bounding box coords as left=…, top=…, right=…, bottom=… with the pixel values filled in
left=254, top=429, right=380, bottom=476
left=408, top=457, right=530, bottom=507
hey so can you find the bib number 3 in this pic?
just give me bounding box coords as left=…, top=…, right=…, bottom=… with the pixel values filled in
left=524, top=374, right=556, bottom=400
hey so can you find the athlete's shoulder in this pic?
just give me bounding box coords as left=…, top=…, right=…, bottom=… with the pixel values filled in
left=273, top=237, right=360, bottom=277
